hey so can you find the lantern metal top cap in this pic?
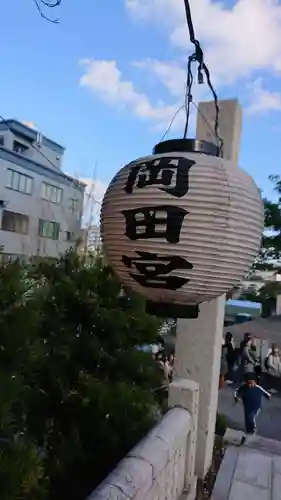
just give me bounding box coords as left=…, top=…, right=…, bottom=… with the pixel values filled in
left=153, top=138, right=220, bottom=157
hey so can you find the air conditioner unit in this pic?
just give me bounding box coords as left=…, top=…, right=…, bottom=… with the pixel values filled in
left=0, top=245, right=4, bottom=252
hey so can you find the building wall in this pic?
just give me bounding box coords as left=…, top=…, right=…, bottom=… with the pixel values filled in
left=196, top=99, right=243, bottom=164
left=238, top=272, right=281, bottom=293
left=0, top=125, right=84, bottom=259
left=76, top=226, right=101, bottom=255
left=0, top=122, right=64, bottom=170
left=87, top=225, right=100, bottom=250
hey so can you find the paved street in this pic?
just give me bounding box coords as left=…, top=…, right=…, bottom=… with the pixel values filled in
left=218, top=383, right=281, bottom=441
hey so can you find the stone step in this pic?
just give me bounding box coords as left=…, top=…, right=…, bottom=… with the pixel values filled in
left=224, top=428, right=281, bottom=456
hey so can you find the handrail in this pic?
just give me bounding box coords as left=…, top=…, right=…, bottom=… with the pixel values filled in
left=88, top=407, right=192, bottom=500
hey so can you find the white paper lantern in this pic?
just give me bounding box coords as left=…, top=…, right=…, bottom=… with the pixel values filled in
left=101, top=140, right=264, bottom=316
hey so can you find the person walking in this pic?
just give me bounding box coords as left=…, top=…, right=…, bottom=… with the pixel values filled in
left=251, top=336, right=262, bottom=384
left=163, top=355, right=173, bottom=383
left=241, top=335, right=257, bottom=379
left=225, top=332, right=236, bottom=383
left=219, top=344, right=228, bottom=389
left=267, top=345, right=281, bottom=377
left=239, top=332, right=251, bottom=355
left=234, top=373, right=271, bottom=442
left=237, top=333, right=251, bottom=375
left=266, top=345, right=281, bottom=392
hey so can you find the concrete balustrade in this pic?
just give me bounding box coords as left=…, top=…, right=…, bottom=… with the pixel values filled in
left=88, top=378, right=199, bottom=500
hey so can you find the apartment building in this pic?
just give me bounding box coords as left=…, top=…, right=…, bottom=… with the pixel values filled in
left=87, top=224, right=100, bottom=250
left=77, top=225, right=101, bottom=254
left=0, top=119, right=85, bottom=260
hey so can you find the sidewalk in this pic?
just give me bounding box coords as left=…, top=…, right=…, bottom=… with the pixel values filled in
left=211, top=431, right=281, bottom=500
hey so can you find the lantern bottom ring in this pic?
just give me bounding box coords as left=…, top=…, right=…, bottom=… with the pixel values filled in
left=145, top=300, right=199, bottom=319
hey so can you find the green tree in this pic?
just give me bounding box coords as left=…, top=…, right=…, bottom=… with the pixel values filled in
left=239, top=281, right=281, bottom=316
left=0, top=252, right=163, bottom=500
left=257, top=175, right=281, bottom=266
left=0, top=260, right=46, bottom=499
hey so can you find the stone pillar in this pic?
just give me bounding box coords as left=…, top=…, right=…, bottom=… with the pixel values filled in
left=172, top=99, right=243, bottom=478
left=173, top=296, right=225, bottom=478
left=196, top=98, right=242, bottom=164
left=169, top=378, right=200, bottom=494
left=276, top=294, right=281, bottom=315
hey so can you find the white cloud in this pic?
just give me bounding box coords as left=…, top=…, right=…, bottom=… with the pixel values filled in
left=132, top=58, right=209, bottom=106
left=79, top=1, right=281, bottom=128
left=80, top=177, right=107, bottom=203
left=133, top=59, right=186, bottom=97
left=125, top=0, right=184, bottom=23
left=80, top=58, right=184, bottom=129
left=79, top=177, right=108, bottom=227
left=126, top=0, right=281, bottom=84
left=247, top=78, right=281, bottom=115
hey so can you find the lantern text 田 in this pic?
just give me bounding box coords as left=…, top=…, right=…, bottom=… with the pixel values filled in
left=100, top=140, right=264, bottom=317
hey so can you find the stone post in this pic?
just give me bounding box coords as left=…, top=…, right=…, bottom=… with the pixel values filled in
left=173, top=296, right=225, bottom=478
left=169, top=378, right=200, bottom=496
left=276, top=294, right=281, bottom=315
left=172, top=99, right=243, bottom=478
left=196, top=99, right=242, bottom=164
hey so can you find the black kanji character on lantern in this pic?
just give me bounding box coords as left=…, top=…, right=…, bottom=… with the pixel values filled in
left=125, top=157, right=195, bottom=198
left=122, top=205, right=187, bottom=244
left=122, top=251, right=193, bottom=290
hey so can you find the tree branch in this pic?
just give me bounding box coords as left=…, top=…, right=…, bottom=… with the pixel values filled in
left=31, top=0, right=61, bottom=23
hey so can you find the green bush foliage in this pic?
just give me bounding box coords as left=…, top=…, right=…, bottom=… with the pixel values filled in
left=0, top=251, right=162, bottom=500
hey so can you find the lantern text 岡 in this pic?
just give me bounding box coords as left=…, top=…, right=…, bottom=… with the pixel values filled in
left=101, top=140, right=264, bottom=317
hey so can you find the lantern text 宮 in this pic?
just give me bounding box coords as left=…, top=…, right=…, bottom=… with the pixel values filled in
left=125, top=157, right=195, bottom=198
left=122, top=251, right=193, bottom=290
left=122, top=205, right=188, bottom=244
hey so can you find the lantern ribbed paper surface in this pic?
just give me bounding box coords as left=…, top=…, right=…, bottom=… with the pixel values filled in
left=101, top=152, right=264, bottom=305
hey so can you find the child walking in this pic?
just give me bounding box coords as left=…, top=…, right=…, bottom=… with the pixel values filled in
left=234, top=373, right=271, bottom=441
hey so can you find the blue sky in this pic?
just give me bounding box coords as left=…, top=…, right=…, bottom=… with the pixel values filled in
left=1, top=0, right=281, bottom=202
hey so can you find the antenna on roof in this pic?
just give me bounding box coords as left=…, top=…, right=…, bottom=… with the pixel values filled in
left=36, top=132, right=43, bottom=147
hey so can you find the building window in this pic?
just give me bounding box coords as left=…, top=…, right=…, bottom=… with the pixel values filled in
left=66, top=231, right=77, bottom=242
left=13, top=140, right=28, bottom=155
left=7, top=169, right=33, bottom=195
left=1, top=210, right=29, bottom=234
left=0, top=135, right=4, bottom=146
left=41, top=182, right=63, bottom=204
left=87, top=226, right=100, bottom=250
left=69, top=198, right=80, bottom=220
left=39, top=219, right=60, bottom=240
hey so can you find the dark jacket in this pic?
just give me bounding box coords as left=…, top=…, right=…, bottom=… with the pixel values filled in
left=225, top=340, right=236, bottom=364
left=234, top=384, right=270, bottom=413
left=220, top=346, right=228, bottom=376
left=240, top=336, right=251, bottom=355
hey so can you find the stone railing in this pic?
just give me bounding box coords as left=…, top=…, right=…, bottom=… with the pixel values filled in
left=88, top=379, right=199, bottom=500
